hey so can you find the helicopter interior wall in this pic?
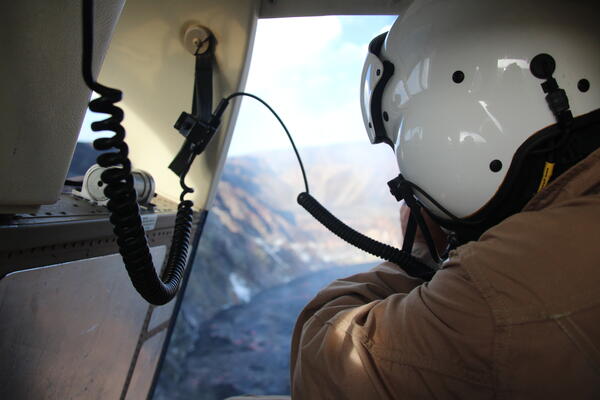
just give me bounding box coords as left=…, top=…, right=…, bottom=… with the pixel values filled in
left=0, top=0, right=124, bottom=213
left=0, top=247, right=168, bottom=399
left=0, top=194, right=200, bottom=399
left=259, top=0, right=408, bottom=18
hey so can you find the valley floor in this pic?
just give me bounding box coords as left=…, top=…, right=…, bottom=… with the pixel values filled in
left=155, top=263, right=375, bottom=400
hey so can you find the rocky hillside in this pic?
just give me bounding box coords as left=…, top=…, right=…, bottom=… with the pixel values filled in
left=177, top=142, right=403, bottom=323
left=154, top=142, right=404, bottom=399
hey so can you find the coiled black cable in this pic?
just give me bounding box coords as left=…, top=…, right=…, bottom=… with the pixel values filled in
left=230, top=92, right=436, bottom=281
left=83, top=0, right=194, bottom=305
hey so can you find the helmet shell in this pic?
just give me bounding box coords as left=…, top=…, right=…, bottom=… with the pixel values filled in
left=370, top=0, right=600, bottom=219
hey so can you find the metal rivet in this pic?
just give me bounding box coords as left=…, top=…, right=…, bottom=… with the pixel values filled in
left=578, top=79, right=590, bottom=93
left=452, top=70, right=465, bottom=84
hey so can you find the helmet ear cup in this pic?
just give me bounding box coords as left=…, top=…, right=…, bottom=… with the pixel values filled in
left=369, top=60, right=395, bottom=146
left=361, top=32, right=396, bottom=146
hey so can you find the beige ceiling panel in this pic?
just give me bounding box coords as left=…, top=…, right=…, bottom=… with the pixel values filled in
left=99, top=0, right=259, bottom=210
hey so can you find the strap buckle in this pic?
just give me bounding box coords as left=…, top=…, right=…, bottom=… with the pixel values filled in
left=168, top=32, right=217, bottom=177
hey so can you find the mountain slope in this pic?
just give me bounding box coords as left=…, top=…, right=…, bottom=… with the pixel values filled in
left=156, top=142, right=404, bottom=399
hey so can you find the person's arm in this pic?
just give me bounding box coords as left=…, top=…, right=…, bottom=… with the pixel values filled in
left=290, top=248, right=496, bottom=399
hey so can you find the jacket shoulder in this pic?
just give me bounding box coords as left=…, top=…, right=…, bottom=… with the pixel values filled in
left=455, top=194, right=600, bottom=325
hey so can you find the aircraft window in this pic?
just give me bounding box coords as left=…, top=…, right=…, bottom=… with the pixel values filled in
left=151, top=15, right=398, bottom=399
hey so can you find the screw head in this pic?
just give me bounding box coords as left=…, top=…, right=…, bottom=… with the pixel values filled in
left=183, top=25, right=211, bottom=55
left=578, top=78, right=590, bottom=92
left=452, top=70, right=465, bottom=84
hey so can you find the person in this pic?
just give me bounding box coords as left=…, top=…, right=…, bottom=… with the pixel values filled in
left=289, top=0, right=600, bottom=398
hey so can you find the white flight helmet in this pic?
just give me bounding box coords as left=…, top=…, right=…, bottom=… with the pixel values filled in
left=361, top=0, right=600, bottom=225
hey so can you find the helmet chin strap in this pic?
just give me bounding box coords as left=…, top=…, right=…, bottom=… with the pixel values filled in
left=388, top=175, right=443, bottom=264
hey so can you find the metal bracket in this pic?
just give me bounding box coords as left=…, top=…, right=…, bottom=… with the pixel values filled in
left=182, top=24, right=212, bottom=55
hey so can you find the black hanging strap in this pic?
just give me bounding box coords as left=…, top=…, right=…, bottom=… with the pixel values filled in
left=192, top=44, right=214, bottom=122
left=388, top=174, right=441, bottom=264
left=169, top=36, right=218, bottom=177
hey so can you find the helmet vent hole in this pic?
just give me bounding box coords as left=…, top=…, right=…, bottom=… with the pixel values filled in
left=452, top=70, right=465, bottom=84
left=489, top=160, right=502, bottom=173
left=383, top=112, right=389, bottom=122
left=578, top=79, right=590, bottom=92
left=368, top=122, right=373, bottom=128
left=376, top=69, right=381, bottom=76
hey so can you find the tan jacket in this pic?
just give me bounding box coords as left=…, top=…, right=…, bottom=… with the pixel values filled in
left=291, top=148, right=600, bottom=399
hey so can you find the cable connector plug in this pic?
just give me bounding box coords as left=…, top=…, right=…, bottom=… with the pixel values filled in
left=169, top=99, right=229, bottom=177
left=530, top=53, right=574, bottom=130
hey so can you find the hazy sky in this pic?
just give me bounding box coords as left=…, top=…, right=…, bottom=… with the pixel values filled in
left=78, top=15, right=396, bottom=156
left=229, top=15, right=395, bottom=156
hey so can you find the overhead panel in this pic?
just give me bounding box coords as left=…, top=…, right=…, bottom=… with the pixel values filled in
left=259, top=0, right=408, bottom=18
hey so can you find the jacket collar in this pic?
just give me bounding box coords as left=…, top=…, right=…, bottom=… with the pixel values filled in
left=524, top=147, right=600, bottom=212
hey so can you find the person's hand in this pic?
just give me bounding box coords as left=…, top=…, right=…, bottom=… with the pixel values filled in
left=399, top=200, right=448, bottom=255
